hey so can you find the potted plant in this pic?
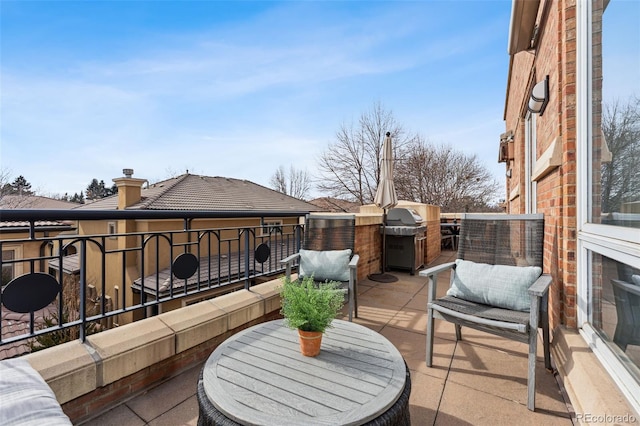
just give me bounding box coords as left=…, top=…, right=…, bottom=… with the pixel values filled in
left=280, top=275, right=345, bottom=356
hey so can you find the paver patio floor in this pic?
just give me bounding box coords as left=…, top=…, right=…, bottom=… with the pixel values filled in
left=86, top=250, right=573, bottom=426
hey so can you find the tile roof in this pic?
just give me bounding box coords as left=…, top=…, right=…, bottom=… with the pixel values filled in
left=0, top=195, right=80, bottom=210
left=308, top=197, right=361, bottom=213
left=0, top=304, right=56, bottom=360
left=77, top=173, right=321, bottom=212
left=0, top=195, right=78, bottom=230
left=48, top=254, right=80, bottom=274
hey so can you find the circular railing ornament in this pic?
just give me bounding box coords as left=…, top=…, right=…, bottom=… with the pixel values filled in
left=2, top=273, right=61, bottom=313
left=172, top=253, right=199, bottom=279
left=254, top=243, right=270, bottom=264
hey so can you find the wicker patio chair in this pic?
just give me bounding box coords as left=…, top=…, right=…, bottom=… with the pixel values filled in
left=419, top=213, right=551, bottom=411
left=281, top=214, right=359, bottom=321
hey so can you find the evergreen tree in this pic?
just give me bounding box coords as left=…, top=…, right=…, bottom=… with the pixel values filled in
left=85, top=179, right=115, bottom=200
left=9, top=175, right=34, bottom=195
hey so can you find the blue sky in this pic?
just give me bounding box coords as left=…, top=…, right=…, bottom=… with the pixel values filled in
left=1, top=0, right=515, bottom=198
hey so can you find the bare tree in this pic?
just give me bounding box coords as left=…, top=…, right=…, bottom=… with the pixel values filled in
left=269, top=165, right=312, bottom=200
left=316, top=101, right=418, bottom=204
left=0, top=170, right=37, bottom=209
left=601, top=96, right=640, bottom=213
left=395, top=140, right=500, bottom=212
left=0, top=168, right=12, bottom=198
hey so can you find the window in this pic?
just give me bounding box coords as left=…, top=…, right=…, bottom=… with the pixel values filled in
left=260, top=220, right=283, bottom=236
left=1, top=246, right=23, bottom=286
left=107, top=221, right=117, bottom=238
left=578, top=0, right=640, bottom=410
left=2, top=249, right=15, bottom=286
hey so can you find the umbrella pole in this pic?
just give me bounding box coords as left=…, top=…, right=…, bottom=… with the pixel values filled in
left=367, top=209, right=398, bottom=282
left=382, top=209, right=387, bottom=273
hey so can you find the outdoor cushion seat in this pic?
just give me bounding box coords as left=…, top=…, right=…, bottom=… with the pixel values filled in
left=432, top=295, right=531, bottom=330
left=281, top=214, right=359, bottom=321
left=0, top=358, right=71, bottom=426
left=419, top=213, right=551, bottom=411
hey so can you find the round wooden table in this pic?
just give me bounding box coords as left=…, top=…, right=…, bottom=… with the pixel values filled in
left=197, top=319, right=410, bottom=426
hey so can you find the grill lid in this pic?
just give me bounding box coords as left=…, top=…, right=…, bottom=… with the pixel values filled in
left=386, top=208, right=424, bottom=226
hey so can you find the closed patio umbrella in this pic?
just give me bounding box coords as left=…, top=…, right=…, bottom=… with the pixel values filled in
left=369, top=132, right=398, bottom=282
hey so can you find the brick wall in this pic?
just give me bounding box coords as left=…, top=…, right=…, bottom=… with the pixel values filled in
left=354, top=214, right=441, bottom=279
left=504, top=0, right=579, bottom=330
left=355, top=223, right=382, bottom=279
left=425, top=220, right=441, bottom=265
left=62, top=310, right=282, bottom=424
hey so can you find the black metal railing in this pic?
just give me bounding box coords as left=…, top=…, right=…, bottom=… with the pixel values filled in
left=0, top=210, right=306, bottom=356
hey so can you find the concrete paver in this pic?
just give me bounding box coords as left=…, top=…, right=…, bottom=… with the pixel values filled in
left=82, top=250, right=573, bottom=426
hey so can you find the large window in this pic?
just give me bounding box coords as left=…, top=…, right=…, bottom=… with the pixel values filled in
left=579, top=0, right=640, bottom=411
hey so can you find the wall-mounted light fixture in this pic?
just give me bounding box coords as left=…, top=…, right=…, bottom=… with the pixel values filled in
left=498, top=130, right=515, bottom=163
left=528, top=75, right=549, bottom=115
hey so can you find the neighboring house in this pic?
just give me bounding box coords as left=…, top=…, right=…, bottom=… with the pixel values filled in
left=504, top=0, right=639, bottom=414
left=308, top=197, right=361, bottom=213
left=0, top=195, right=79, bottom=359
left=73, top=171, right=321, bottom=323
left=0, top=195, right=78, bottom=285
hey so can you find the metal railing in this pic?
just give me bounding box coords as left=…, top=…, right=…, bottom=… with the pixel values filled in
left=0, top=209, right=306, bottom=355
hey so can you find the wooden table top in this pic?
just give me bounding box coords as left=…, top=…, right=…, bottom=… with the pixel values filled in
left=201, top=319, right=406, bottom=426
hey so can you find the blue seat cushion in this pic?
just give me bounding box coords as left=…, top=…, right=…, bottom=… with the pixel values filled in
left=446, top=259, right=542, bottom=311
left=299, top=249, right=351, bottom=282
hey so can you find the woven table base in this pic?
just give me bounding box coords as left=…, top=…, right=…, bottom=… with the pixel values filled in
left=197, top=362, right=411, bottom=426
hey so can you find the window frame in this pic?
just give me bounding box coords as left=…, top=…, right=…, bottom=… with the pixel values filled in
left=1, top=245, right=23, bottom=286
left=576, top=0, right=640, bottom=411
left=524, top=111, right=538, bottom=214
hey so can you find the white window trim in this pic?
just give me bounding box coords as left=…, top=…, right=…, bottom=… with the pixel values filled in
left=525, top=111, right=537, bottom=214
left=576, top=0, right=640, bottom=413
left=579, top=238, right=640, bottom=410
left=576, top=0, right=591, bottom=328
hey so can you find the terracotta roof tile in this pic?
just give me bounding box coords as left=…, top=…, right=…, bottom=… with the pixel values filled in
left=0, top=195, right=80, bottom=210
left=77, top=174, right=320, bottom=212
left=0, top=305, right=55, bottom=360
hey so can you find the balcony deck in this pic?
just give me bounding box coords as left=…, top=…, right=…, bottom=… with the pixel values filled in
left=86, top=250, right=573, bottom=425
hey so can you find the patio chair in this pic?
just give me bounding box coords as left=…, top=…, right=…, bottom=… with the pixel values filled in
left=419, top=213, right=551, bottom=411
left=610, top=279, right=640, bottom=352
left=281, top=214, right=359, bottom=321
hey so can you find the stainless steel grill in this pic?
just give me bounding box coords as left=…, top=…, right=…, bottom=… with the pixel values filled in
left=384, top=208, right=426, bottom=274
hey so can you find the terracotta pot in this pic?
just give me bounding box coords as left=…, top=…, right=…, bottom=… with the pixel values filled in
left=298, top=329, right=323, bottom=357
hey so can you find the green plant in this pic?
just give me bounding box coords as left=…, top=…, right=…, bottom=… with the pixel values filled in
left=280, top=275, right=345, bottom=333
left=29, top=308, right=99, bottom=352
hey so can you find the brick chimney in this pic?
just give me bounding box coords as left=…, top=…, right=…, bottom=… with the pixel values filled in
left=112, top=168, right=147, bottom=210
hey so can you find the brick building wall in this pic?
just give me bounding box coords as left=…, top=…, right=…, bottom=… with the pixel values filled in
left=354, top=222, right=383, bottom=280
left=503, top=0, right=579, bottom=330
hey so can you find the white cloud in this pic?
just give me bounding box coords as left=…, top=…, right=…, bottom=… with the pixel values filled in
left=1, top=1, right=513, bottom=197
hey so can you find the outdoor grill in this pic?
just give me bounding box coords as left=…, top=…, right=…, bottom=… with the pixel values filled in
left=384, top=208, right=426, bottom=275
